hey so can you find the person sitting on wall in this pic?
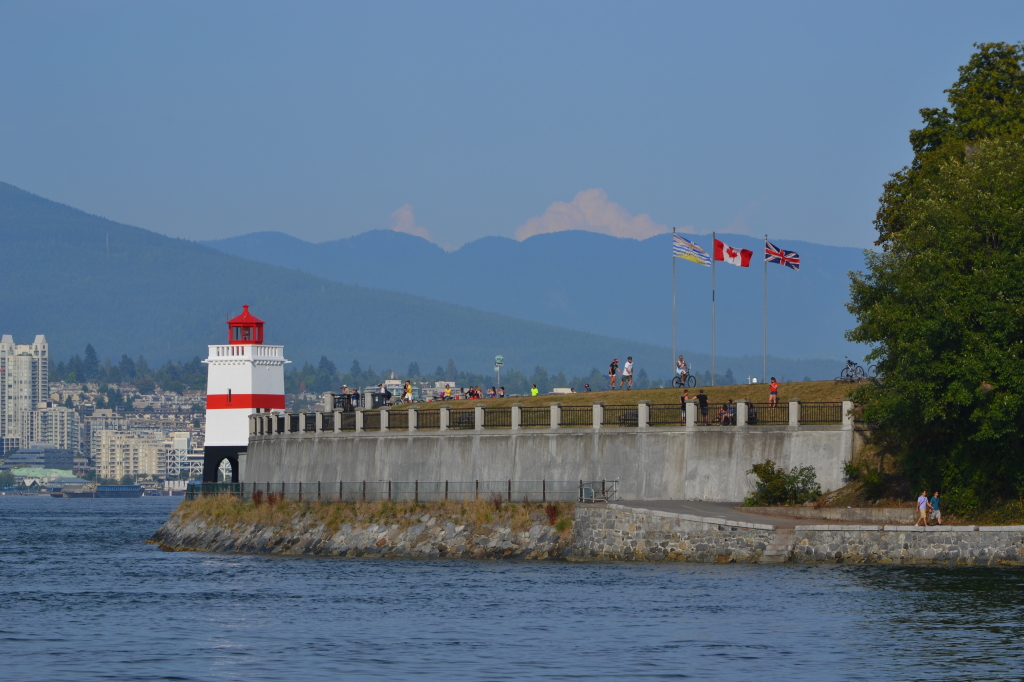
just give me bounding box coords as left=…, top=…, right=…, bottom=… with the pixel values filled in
left=719, top=399, right=736, bottom=426
left=443, top=384, right=452, bottom=401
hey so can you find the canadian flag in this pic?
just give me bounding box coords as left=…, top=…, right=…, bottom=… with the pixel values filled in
left=714, top=239, right=753, bottom=267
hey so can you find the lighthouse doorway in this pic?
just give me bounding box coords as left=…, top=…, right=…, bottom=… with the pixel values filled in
left=202, top=445, right=244, bottom=483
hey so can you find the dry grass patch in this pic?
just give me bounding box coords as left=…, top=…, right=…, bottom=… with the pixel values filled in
left=385, top=380, right=852, bottom=413
left=174, top=494, right=575, bottom=534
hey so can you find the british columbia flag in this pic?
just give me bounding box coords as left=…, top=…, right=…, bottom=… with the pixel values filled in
left=765, top=239, right=800, bottom=270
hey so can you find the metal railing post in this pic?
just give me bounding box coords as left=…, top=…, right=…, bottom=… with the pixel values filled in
left=592, top=401, right=603, bottom=429
left=439, top=406, right=449, bottom=431
left=408, top=407, right=418, bottom=432
left=355, top=410, right=364, bottom=433
left=550, top=402, right=561, bottom=429
left=475, top=404, right=484, bottom=431
left=685, top=399, right=697, bottom=429
left=380, top=407, right=389, bottom=433
left=511, top=403, right=522, bottom=430
left=315, top=411, right=324, bottom=433
left=789, top=399, right=802, bottom=427
left=334, top=410, right=341, bottom=433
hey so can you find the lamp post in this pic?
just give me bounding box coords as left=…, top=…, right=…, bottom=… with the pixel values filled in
left=494, top=355, right=503, bottom=389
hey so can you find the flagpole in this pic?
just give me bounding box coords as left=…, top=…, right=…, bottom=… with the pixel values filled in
left=672, top=228, right=677, bottom=375
left=711, top=231, right=716, bottom=387
left=763, top=233, right=768, bottom=384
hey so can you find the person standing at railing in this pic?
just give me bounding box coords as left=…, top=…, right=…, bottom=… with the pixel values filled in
left=609, top=358, right=619, bottom=389
left=499, top=386, right=505, bottom=398
left=621, top=357, right=634, bottom=389
left=768, top=377, right=779, bottom=407
left=697, top=390, right=708, bottom=424
left=680, top=389, right=689, bottom=425
left=531, top=384, right=539, bottom=397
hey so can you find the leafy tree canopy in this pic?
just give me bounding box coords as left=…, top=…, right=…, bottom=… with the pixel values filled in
left=849, top=132, right=1024, bottom=509
left=876, top=42, right=1024, bottom=245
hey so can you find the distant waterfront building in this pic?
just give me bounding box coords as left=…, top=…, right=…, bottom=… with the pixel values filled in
left=0, top=335, right=49, bottom=441
left=0, top=444, right=74, bottom=471
left=93, top=429, right=172, bottom=480
left=20, top=401, right=80, bottom=453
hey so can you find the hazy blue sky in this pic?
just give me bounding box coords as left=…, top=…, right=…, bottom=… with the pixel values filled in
left=2, top=1, right=1021, bottom=249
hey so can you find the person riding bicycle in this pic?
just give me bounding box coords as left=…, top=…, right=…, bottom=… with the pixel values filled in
left=675, top=355, right=689, bottom=380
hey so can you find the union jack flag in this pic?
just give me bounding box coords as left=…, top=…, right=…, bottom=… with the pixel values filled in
left=765, top=239, right=800, bottom=270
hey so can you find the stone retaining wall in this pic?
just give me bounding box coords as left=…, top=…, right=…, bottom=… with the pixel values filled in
left=571, top=504, right=775, bottom=562
left=792, top=525, right=1024, bottom=565
left=571, top=505, right=1024, bottom=565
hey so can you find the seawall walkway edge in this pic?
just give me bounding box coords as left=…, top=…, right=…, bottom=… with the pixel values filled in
left=571, top=504, right=1024, bottom=565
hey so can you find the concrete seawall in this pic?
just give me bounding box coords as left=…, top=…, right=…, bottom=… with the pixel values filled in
left=572, top=504, right=1024, bottom=565
left=243, top=426, right=856, bottom=502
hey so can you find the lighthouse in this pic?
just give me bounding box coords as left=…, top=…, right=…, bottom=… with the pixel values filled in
left=202, top=305, right=288, bottom=482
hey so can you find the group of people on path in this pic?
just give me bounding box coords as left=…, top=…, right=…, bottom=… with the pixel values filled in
left=915, top=490, right=943, bottom=526
left=608, top=357, right=635, bottom=389
left=437, top=384, right=505, bottom=401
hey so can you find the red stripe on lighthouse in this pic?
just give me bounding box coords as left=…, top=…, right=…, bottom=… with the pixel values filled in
left=206, top=394, right=286, bottom=410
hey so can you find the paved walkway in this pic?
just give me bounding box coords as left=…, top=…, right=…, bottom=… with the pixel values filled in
left=613, top=500, right=869, bottom=529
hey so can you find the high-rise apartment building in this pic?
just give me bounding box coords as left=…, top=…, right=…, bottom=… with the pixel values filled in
left=0, top=335, right=49, bottom=441
left=93, top=429, right=172, bottom=480
left=21, top=402, right=80, bottom=453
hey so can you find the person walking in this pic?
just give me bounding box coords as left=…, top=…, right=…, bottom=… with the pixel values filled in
left=930, top=491, right=942, bottom=526
left=621, top=357, right=634, bottom=389
left=696, top=389, right=708, bottom=424
left=914, top=490, right=930, bottom=527
left=403, top=381, right=413, bottom=404
left=609, top=359, right=619, bottom=389
left=530, top=384, right=539, bottom=397
left=768, top=377, right=779, bottom=407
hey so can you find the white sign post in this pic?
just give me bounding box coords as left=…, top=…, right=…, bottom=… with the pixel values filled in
left=494, top=355, right=504, bottom=388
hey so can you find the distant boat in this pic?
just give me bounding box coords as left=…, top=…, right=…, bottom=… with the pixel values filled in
left=61, top=484, right=97, bottom=498
left=95, top=485, right=145, bottom=499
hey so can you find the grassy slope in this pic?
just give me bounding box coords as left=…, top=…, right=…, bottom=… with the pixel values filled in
left=388, top=380, right=852, bottom=410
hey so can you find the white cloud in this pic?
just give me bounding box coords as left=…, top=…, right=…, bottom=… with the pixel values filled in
left=515, top=189, right=680, bottom=241
left=389, top=204, right=434, bottom=241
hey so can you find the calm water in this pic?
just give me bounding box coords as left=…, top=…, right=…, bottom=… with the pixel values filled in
left=2, top=497, right=1023, bottom=680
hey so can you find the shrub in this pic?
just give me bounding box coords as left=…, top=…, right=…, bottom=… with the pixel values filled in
left=543, top=503, right=559, bottom=525
left=744, top=460, right=822, bottom=506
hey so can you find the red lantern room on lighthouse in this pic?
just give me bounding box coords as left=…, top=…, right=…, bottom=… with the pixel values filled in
left=202, top=305, right=289, bottom=482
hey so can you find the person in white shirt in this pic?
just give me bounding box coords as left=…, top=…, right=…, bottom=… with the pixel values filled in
left=622, top=357, right=634, bottom=389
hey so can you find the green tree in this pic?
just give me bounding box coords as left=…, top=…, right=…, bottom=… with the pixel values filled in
left=0, top=469, right=15, bottom=488
left=849, top=138, right=1024, bottom=510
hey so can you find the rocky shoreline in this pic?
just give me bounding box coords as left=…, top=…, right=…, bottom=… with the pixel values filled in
left=150, top=498, right=574, bottom=560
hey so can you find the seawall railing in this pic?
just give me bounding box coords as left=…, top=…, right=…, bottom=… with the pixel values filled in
left=187, top=479, right=618, bottom=503
left=249, top=400, right=854, bottom=438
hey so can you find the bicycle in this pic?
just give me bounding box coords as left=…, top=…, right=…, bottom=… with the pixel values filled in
left=836, top=357, right=867, bottom=383
left=672, top=368, right=697, bottom=388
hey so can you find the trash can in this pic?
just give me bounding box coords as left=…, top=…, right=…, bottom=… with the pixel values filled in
left=371, top=393, right=388, bottom=409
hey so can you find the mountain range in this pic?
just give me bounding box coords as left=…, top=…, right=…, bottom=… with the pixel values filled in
left=0, top=182, right=841, bottom=381
left=204, top=229, right=870, bottom=361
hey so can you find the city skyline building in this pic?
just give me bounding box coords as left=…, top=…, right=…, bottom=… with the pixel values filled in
left=0, top=335, right=49, bottom=446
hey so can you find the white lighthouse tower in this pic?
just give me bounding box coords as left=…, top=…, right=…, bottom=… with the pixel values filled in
left=202, top=305, right=288, bottom=482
